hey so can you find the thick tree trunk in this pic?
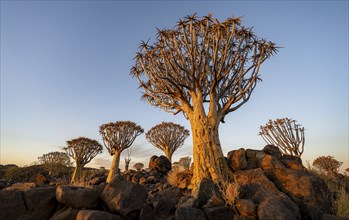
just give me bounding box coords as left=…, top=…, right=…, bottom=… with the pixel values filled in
left=188, top=105, right=233, bottom=194
left=164, top=149, right=173, bottom=163
left=107, top=150, right=121, bottom=182
left=71, top=162, right=83, bottom=185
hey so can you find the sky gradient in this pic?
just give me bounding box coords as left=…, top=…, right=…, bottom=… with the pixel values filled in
left=1, top=1, right=348, bottom=172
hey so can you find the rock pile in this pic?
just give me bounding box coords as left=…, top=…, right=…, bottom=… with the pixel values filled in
left=0, top=146, right=342, bottom=220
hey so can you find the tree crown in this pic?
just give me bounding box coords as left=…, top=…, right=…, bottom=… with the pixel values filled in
left=99, top=121, right=144, bottom=155
left=64, top=137, right=103, bottom=166
left=146, top=122, right=189, bottom=153
left=313, top=155, right=343, bottom=174
left=131, top=13, right=277, bottom=122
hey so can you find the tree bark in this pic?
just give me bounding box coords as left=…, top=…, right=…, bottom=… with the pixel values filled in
left=164, top=149, right=173, bottom=163
left=188, top=101, right=233, bottom=194
left=107, top=150, right=121, bottom=182
left=71, top=162, right=83, bottom=184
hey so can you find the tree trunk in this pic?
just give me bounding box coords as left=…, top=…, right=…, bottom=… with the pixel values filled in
left=71, top=162, right=83, bottom=185
left=125, top=162, right=130, bottom=172
left=164, top=149, right=173, bottom=163
left=188, top=105, right=233, bottom=194
left=107, top=150, right=121, bottom=182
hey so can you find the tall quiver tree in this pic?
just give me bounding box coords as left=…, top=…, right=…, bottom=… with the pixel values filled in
left=124, top=149, right=132, bottom=172
left=131, top=14, right=277, bottom=192
left=146, top=122, right=189, bottom=162
left=99, top=121, right=144, bottom=182
left=64, top=137, right=103, bottom=184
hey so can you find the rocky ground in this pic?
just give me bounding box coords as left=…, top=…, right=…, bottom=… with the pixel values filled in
left=1, top=145, right=348, bottom=220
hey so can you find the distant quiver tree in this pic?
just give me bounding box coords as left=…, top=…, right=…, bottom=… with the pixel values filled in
left=124, top=149, right=132, bottom=172
left=99, top=121, right=144, bottom=182
left=38, top=151, right=72, bottom=177
left=313, top=156, right=343, bottom=174
left=259, top=118, right=305, bottom=157
left=64, top=137, right=103, bottom=184
left=131, top=13, right=277, bottom=191
left=133, top=163, right=144, bottom=171
left=146, top=122, right=189, bottom=162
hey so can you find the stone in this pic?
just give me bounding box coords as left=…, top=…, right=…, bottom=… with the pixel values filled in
left=139, top=204, right=155, bottom=220
left=179, top=197, right=199, bottom=208
left=245, top=149, right=266, bottom=169
left=36, top=173, right=50, bottom=185
left=148, top=186, right=180, bottom=204
left=227, top=148, right=247, bottom=172
left=203, top=206, right=235, bottom=220
left=23, top=187, right=57, bottom=220
left=196, top=178, right=218, bottom=207
left=260, top=155, right=285, bottom=170
left=235, top=199, right=256, bottom=218
left=262, top=145, right=282, bottom=159
left=234, top=169, right=301, bottom=219
left=76, top=210, right=122, bottom=220
left=269, top=168, right=333, bottom=219
left=101, top=174, right=147, bottom=217
left=257, top=196, right=300, bottom=220
left=56, top=186, right=99, bottom=209
left=0, top=190, right=26, bottom=219
left=153, top=156, right=172, bottom=174
left=322, top=214, right=349, bottom=220
left=149, top=155, right=159, bottom=169
left=175, top=207, right=206, bottom=220
left=203, top=194, right=225, bottom=208
left=90, top=175, right=106, bottom=185
left=280, top=155, right=306, bottom=171
left=4, top=182, right=36, bottom=190
left=49, top=206, right=79, bottom=220
left=155, top=197, right=176, bottom=215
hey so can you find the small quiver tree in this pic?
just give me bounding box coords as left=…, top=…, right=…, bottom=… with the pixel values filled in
left=38, top=151, right=72, bottom=177
left=131, top=13, right=277, bottom=192
left=146, top=122, right=189, bottom=162
left=64, top=137, right=103, bottom=184
left=313, top=156, right=343, bottom=175
left=99, top=121, right=144, bottom=182
left=124, top=149, right=132, bottom=172
left=259, top=118, right=305, bottom=158
left=133, top=163, right=144, bottom=171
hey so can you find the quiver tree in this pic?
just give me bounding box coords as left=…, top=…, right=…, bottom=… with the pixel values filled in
left=64, top=137, right=103, bottom=184
left=179, top=156, right=192, bottom=169
left=313, top=156, right=343, bottom=174
left=99, top=121, right=144, bottom=182
left=259, top=118, right=305, bottom=157
left=146, top=122, right=189, bottom=162
left=131, top=13, right=277, bottom=191
left=124, top=149, right=132, bottom=172
left=38, top=151, right=72, bottom=177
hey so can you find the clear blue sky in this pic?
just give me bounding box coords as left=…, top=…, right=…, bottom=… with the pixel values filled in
left=1, top=1, right=348, bottom=171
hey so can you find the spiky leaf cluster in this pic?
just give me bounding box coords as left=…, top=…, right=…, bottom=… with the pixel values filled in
left=99, top=121, right=144, bottom=156
left=64, top=137, right=103, bottom=166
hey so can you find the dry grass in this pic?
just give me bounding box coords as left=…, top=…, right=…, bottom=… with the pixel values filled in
left=166, top=166, right=186, bottom=187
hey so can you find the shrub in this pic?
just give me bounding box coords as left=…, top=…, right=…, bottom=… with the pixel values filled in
left=133, top=163, right=144, bottom=171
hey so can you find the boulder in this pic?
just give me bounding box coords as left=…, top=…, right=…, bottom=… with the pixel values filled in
left=196, top=178, right=218, bottom=207
left=175, top=207, right=206, bottom=220
left=262, top=145, right=282, bottom=159
left=258, top=196, right=299, bottom=220
left=76, top=210, right=122, bottom=220
left=148, top=186, right=180, bottom=204
left=4, top=182, right=36, bottom=190
left=149, top=155, right=159, bottom=169
left=23, top=187, right=57, bottom=220
left=56, top=186, right=99, bottom=209
left=49, top=206, right=79, bottom=220
left=153, top=156, right=172, bottom=174
left=260, top=155, right=285, bottom=170
left=178, top=197, right=199, bottom=208
left=235, top=199, right=256, bottom=218
left=268, top=168, right=333, bottom=219
left=0, top=190, right=26, bottom=219
left=245, top=149, right=267, bottom=169
left=234, top=169, right=301, bottom=219
left=227, top=148, right=247, bottom=172
left=280, top=155, right=306, bottom=171
left=101, top=174, right=147, bottom=217
left=139, top=204, right=155, bottom=220
left=203, top=206, right=235, bottom=220
left=154, top=197, right=176, bottom=215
